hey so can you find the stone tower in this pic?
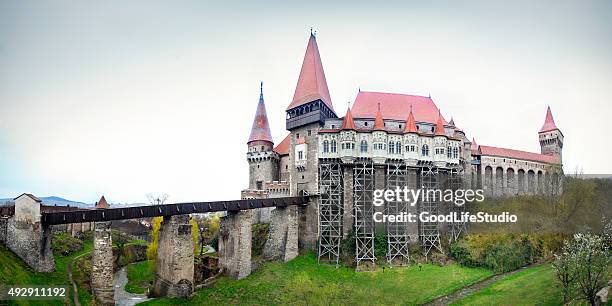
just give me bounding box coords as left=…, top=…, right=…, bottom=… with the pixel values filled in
left=247, top=82, right=279, bottom=190
left=285, top=33, right=337, bottom=196
left=538, top=106, right=563, bottom=163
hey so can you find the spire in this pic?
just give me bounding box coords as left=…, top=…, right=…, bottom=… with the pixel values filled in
left=373, top=103, right=385, bottom=131
left=539, top=106, right=559, bottom=133
left=435, top=111, right=446, bottom=136
left=248, top=82, right=274, bottom=144
left=286, top=33, right=334, bottom=112
left=449, top=117, right=455, bottom=127
left=341, top=107, right=356, bottom=130
left=404, top=105, right=418, bottom=133
left=96, top=195, right=109, bottom=209
left=471, top=137, right=478, bottom=152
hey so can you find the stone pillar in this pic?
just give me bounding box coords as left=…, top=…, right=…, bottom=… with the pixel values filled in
left=92, top=221, right=114, bottom=306
left=0, top=217, right=7, bottom=244
left=219, top=210, right=253, bottom=279
left=342, top=165, right=354, bottom=238
left=153, top=215, right=194, bottom=298
left=263, top=206, right=298, bottom=262
left=298, top=197, right=318, bottom=252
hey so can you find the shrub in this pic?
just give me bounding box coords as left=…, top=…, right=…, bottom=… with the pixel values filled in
left=449, top=243, right=475, bottom=267
left=251, top=223, right=270, bottom=258
left=51, top=232, right=83, bottom=256
left=374, top=232, right=387, bottom=259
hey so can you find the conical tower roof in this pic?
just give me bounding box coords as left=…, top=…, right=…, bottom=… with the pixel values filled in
left=341, top=107, right=356, bottom=130
left=96, top=195, right=109, bottom=209
left=287, top=33, right=334, bottom=112
left=404, top=106, right=418, bottom=133
left=471, top=137, right=478, bottom=152
left=248, top=82, right=273, bottom=144
left=539, top=106, right=559, bottom=133
left=373, top=103, right=385, bottom=131
left=435, top=111, right=446, bottom=136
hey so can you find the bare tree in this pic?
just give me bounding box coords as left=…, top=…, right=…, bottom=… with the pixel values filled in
left=146, top=193, right=169, bottom=205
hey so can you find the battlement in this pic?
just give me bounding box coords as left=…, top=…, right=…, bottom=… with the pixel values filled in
left=246, top=150, right=279, bottom=162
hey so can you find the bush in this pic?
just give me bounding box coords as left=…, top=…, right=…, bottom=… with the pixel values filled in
left=51, top=232, right=83, bottom=256
left=251, top=223, right=270, bottom=258
left=374, top=232, right=387, bottom=259
left=449, top=243, right=475, bottom=267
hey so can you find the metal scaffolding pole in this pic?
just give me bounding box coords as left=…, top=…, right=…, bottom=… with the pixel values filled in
left=354, top=162, right=376, bottom=266
left=419, top=165, right=443, bottom=257
left=317, top=161, right=343, bottom=267
left=386, top=162, right=409, bottom=264
left=448, top=167, right=466, bottom=243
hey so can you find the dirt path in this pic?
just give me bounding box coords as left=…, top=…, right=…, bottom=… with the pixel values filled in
left=424, top=264, right=540, bottom=306
left=114, top=265, right=152, bottom=306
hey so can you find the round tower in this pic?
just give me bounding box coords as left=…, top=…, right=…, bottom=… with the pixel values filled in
left=247, top=82, right=279, bottom=190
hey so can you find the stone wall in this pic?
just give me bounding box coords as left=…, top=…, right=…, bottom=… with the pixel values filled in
left=263, top=206, right=298, bottom=262
left=5, top=218, right=55, bottom=272
left=153, top=215, right=194, bottom=298
left=92, top=221, right=114, bottom=306
left=219, top=210, right=253, bottom=279
left=0, top=217, right=7, bottom=244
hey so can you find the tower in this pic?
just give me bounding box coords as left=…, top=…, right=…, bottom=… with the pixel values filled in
left=538, top=106, right=563, bottom=163
left=247, top=82, right=279, bottom=190
left=285, top=32, right=337, bottom=196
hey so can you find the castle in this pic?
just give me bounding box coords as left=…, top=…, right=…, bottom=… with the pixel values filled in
left=242, top=33, right=564, bottom=267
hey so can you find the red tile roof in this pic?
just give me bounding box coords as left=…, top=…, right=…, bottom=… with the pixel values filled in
left=404, top=107, right=418, bottom=133
left=471, top=137, right=478, bottom=153
left=435, top=111, right=446, bottom=136
left=96, top=195, right=109, bottom=209
left=273, top=134, right=290, bottom=155
left=539, top=106, right=559, bottom=133
left=341, top=107, right=356, bottom=130
left=479, top=145, right=560, bottom=164
left=373, top=103, right=385, bottom=131
left=352, top=91, right=446, bottom=124
left=248, top=83, right=274, bottom=144
left=287, top=34, right=334, bottom=112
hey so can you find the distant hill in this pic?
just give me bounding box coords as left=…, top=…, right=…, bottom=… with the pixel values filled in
left=0, top=196, right=93, bottom=208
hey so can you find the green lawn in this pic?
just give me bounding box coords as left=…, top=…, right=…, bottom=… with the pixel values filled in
left=125, top=260, right=156, bottom=294
left=141, top=253, right=493, bottom=306
left=0, top=240, right=93, bottom=306
left=452, top=264, right=563, bottom=306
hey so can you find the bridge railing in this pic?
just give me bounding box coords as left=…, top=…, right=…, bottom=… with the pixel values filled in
left=42, top=196, right=311, bottom=225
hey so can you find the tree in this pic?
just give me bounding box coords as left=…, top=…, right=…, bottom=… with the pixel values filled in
left=553, top=241, right=577, bottom=304
left=147, top=216, right=163, bottom=260
left=112, top=230, right=131, bottom=265
left=146, top=193, right=169, bottom=205
left=572, top=232, right=610, bottom=305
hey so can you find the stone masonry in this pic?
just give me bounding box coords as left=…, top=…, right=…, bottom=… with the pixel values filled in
left=263, top=205, right=298, bottom=262
left=153, top=215, right=194, bottom=298
left=219, top=210, right=253, bottom=279
left=92, top=221, right=114, bottom=305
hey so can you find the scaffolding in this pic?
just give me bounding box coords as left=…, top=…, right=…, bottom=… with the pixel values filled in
left=317, top=161, right=343, bottom=267
left=419, top=166, right=443, bottom=257
left=386, top=162, right=410, bottom=264
left=448, top=167, right=466, bottom=243
left=354, top=163, right=376, bottom=265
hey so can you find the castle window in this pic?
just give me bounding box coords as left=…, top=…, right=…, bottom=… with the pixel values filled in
left=453, top=147, right=459, bottom=159
left=308, top=130, right=311, bottom=136
left=396, top=142, right=401, bottom=154
left=365, top=122, right=368, bottom=126
left=431, top=127, right=434, bottom=133
left=360, top=140, right=368, bottom=152
left=388, top=142, right=395, bottom=154
left=447, top=146, right=452, bottom=158
left=323, top=140, right=329, bottom=153
left=399, top=124, right=402, bottom=129
left=331, top=125, right=335, bottom=129
left=261, top=146, right=265, bottom=151
left=286, top=165, right=288, bottom=170
left=341, top=143, right=345, bottom=150
left=298, top=151, right=303, bottom=160
left=331, top=140, right=337, bottom=153
left=296, top=133, right=300, bottom=139
left=256, top=181, right=263, bottom=190
left=422, top=144, right=429, bottom=156
left=351, top=143, right=355, bottom=149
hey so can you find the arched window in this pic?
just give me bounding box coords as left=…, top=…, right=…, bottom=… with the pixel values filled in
left=422, top=144, right=429, bottom=156
left=360, top=140, right=368, bottom=152
left=396, top=142, right=402, bottom=154
left=323, top=140, right=329, bottom=153
left=388, top=142, right=395, bottom=154
left=331, top=140, right=337, bottom=153
left=341, top=143, right=345, bottom=150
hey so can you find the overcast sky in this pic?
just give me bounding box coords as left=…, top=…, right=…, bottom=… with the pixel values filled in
left=1, top=1, right=611, bottom=203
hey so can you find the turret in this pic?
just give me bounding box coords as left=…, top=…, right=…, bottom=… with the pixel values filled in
left=403, top=106, right=419, bottom=166
left=372, top=103, right=387, bottom=164
left=433, top=111, right=448, bottom=166
left=538, top=106, right=563, bottom=163
left=247, top=82, right=279, bottom=190
left=339, top=107, right=356, bottom=163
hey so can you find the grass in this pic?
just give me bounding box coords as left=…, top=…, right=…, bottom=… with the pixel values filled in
left=141, top=252, right=493, bottom=306
left=125, top=260, right=155, bottom=294
left=0, top=240, right=93, bottom=306
left=452, top=264, right=563, bottom=306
